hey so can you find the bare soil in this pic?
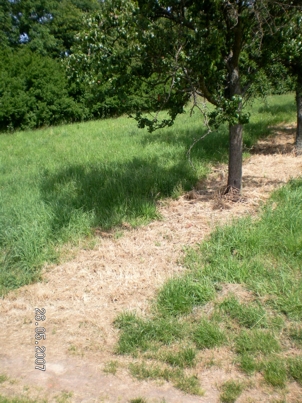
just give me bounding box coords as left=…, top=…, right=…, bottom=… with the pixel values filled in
left=0, top=124, right=302, bottom=403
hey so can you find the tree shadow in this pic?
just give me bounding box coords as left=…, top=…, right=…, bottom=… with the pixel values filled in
left=39, top=156, right=198, bottom=234
left=39, top=102, right=296, bottom=236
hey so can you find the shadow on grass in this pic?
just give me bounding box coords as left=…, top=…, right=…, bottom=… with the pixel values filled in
left=39, top=156, right=198, bottom=235
left=257, top=100, right=295, bottom=115
left=39, top=116, right=295, bottom=239
left=140, top=125, right=230, bottom=164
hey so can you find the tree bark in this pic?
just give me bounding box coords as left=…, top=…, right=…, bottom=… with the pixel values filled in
left=227, top=123, right=243, bottom=192
left=296, top=72, right=302, bottom=155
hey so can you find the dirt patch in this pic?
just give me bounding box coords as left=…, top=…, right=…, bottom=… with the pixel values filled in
left=0, top=124, right=301, bottom=403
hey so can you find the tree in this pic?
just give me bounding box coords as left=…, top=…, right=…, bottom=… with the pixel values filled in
left=69, top=0, right=299, bottom=192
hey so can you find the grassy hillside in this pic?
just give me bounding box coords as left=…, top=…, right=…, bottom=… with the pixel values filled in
left=0, top=93, right=296, bottom=295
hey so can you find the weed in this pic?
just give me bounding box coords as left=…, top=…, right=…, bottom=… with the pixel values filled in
left=129, top=398, right=147, bottom=403
left=0, top=375, right=8, bottom=383
left=114, top=313, right=184, bottom=355
left=194, top=319, right=226, bottom=349
left=171, top=182, right=184, bottom=199
left=67, top=345, right=77, bottom=354
left=220, top=380, right=244, bottom=403
left=103, top=360, right=119, bottom=375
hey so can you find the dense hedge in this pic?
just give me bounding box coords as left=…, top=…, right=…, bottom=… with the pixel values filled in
left=0, top=48, right=87, bottom=131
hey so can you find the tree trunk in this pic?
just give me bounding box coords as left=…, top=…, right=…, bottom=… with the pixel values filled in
left=296, top=72, right=302, bottom=155
left=226, top=63, right=243, bottom=193
left=227, top=123, right=243, bottom=192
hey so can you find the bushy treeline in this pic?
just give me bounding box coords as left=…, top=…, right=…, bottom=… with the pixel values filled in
left=0, top=0, right=298, bottom=132
left=0, top=47, right=138, bottom=131
left=0, top=0, right=150, bottom=131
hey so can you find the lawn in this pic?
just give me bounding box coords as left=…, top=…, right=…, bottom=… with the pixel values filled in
left=0, top=93, right=296, bottom=295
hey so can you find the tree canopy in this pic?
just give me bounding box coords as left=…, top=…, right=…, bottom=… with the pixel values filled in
left=69, top=0, right=301, bottom=191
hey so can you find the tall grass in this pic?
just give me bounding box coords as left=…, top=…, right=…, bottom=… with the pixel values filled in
left=0, top=93, right=296, bottom=294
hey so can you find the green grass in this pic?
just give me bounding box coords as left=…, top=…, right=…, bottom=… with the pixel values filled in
left=144, top=345, right=197, bottom=368
left=114, top=177, right=302, bottom=395
left=238, top=353, right=259, bottom=375
left=159, top=346, right=197, bottom=368
left=186, top=179, right=302, bottom=321
left=0, top=93, right=296, bottom=294
left=289, top=325, right=302, bottom=346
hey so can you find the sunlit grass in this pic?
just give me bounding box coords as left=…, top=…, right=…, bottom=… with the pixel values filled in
left=115, top=177, right=302, bottom=394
